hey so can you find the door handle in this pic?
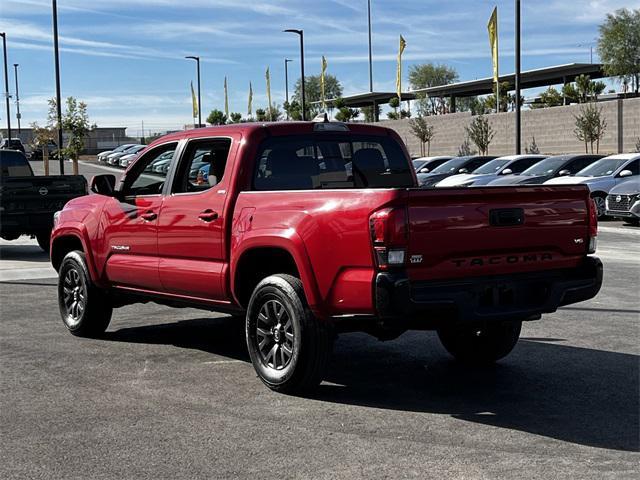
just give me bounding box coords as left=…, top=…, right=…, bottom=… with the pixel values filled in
left=140, top=211, right=157, bottom=221
left=198, top=209, right=219, bottom=222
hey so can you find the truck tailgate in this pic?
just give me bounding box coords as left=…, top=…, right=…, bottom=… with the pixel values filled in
left=405, top=185, right=592, bottom=281
left=0, top=175, right=87, bottom=213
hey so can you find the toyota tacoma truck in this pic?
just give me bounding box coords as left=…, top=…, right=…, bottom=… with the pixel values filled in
left=50, top=121, right=602, bottom=392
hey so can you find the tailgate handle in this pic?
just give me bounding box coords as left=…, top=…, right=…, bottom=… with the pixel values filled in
left=490, top=208, right=524, bottom=227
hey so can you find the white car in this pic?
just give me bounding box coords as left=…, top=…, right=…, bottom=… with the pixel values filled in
left=97, top=144, right=136, bottom=163
left=117, top=145, right=147, bottom=168
left=544, top=153, right=639, bottom=217
left=435, top=155, right=547, bottom=187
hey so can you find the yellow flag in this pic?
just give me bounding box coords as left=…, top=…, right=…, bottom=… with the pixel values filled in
left=265, top=67, right=272, bottom=120
left=248, top=81, right=253, bottom=117
left=321, top=55, right=327, bottom=109
left=487, top=7, right=499, bottom=86
left=396, top=35, right=406, bottom=100
left=224, top=77, right=229, bottom=119
left=190, top=81, right=198, bottom=119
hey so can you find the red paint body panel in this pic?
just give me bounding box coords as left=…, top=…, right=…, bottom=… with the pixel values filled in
left=50, top=122, right=597, bottom=321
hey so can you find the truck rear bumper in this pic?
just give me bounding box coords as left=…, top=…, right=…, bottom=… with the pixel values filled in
left=375, top=256, right=602, bottom=325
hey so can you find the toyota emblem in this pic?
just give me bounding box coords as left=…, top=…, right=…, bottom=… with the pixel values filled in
left=616, top=195, right=622, bottom=202
left=38, top=187, right=49, bottom=196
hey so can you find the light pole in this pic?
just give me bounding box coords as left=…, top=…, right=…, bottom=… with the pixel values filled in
left=284, top=29, right=305, bottom=120
left=284, top=58, right=292, bottom=119
left=52, top=0, right=64, bottom=173
left=578, top=43, right=594, bottom=64
left=367, top=0, right=373, bottom=92
left=514, top=0, right=521, bottom=154
left=13, top=63, right=21, bottom=134
left=1, top=32, right=11, bottom=143
left=185, top=56, right=202, bottom=128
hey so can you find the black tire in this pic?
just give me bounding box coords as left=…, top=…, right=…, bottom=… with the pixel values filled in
left=58, top=251, right=112, bottom=337
left=591, top=192, right=607, bottom=219
left=36, top=230, right=51, bottom=254
left=245, top=274, right=333, bottom=393
left=437, top=321, right=521, bottom=364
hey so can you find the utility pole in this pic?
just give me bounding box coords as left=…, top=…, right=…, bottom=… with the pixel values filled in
left=185, top=56, right=202, bottom=128
left=284, top=29, right=305, bottom=120
left=13, top=64, right=21, bottom=134
left=367, top=0, right=373, bottom=92
left=1, top=33, right=11, bottom=143
left=284, top=58, right=292, bottom=120
left=52, top=0, right=64, bottom=173
left=514, top=0, right=521, bottom=154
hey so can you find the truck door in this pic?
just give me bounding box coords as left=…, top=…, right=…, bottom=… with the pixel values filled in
left=156, top=136, right=236, bottom=301
left=101, top=142, right=178, bottom=291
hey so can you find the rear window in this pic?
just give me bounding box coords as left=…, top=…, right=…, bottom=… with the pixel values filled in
left=253, top=135, right=414, bottom=190
left=0, top=150, right=33, bottom=177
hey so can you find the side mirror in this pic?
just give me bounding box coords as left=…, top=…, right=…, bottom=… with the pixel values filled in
left=458, top=168, right=469, bottom=174
left=502, top=168, right=513, bottom=175
left=558, top=169, right=571, bottom=176
left=619, top=169, right=633, bottom=178
left=419, top=168, right=429, bottom=173
left=89, top=174, right=116, bottom=196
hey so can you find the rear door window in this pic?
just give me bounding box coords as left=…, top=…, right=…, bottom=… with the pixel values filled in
left=253, top=135, right=413, bottom=190
left=0, top=151, right=33, bottom=177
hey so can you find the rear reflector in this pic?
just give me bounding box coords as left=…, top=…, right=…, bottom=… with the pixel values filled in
left=588, top=198, right=598, bottom=254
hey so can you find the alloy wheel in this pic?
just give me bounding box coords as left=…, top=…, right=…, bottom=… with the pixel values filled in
left=62, top=268, right=86, bottom=327
left=256, top=299, right=295, bottom=370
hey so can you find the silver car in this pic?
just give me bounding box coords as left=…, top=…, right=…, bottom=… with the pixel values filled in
left=544, top=153, right=640, bottom=218
left=605, top=177, right=640, bottom=225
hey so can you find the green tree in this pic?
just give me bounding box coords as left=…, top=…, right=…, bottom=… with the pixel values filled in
left=207, top=109, right=227, bottom=125
left=563, top=75, right=607, bottom=104
left=597, top=8, right=640, bottom=93
left=532, top=86, right=563, bottom=108
left=255, top=108, right=267, bottom=122
left=574, top=103, right=607, bottom=153
left=361, top=104, right=381, bottom=122
left=333, top=98, right=359, bottom=122
left=229, top=112, right=242, bottom=123
left=48, top=97, right=94, bottom=175
left=265, top=104, right=283, bottom=122
left=409, top=116, right=435, bottom=156
left=457, top=137, right=476, bottom=156
left=388, top=96, right=400, bottom=117
left=465, top=115, right=495, bottom=155
left=293, top=74, right=343, bottom=118
left=408, top=63, right=458, bottom=116
left=284, top=100, right=303, bottom=120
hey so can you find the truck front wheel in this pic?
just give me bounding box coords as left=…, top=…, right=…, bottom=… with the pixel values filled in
left=246, top=274, right=333, bottom=393
left=58, top=251, right=112, bottom=337
left=437, top=321, right=521, bottom=364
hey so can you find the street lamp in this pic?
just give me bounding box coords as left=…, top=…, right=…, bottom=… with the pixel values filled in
left=514, top=0, right=521, bottom=154
left=283, top=29, right=305, bottom=120
left=13, top=63, right=21, bottom=134
left=284, top=58, right=292, bottom=119
left=52, top=0, right=64, bottom=173
left=0, top=32, right=11, bottom=143
left=185, top=55, right=202, bottom=128
left=367, top=0, right=373, bottom=92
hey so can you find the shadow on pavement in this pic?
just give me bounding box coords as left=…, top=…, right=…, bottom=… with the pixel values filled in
left=101, top=318, right=638, bottom=452
left=0, top=244, right=50, bottom=263
left=104, top=316, right=249, bottom=362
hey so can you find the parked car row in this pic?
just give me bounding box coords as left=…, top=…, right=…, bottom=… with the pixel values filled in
left=97, top=144, right=146, bottom=168
left=413, top=153, right=640, bottom=219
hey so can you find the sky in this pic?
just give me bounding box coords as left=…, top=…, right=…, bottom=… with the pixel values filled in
left=1, top=0, right=637, bottom=136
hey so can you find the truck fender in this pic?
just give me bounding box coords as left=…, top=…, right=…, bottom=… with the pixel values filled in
left=51, top=223, right=105, bottom=288
left=230, top=229, right=323, bottom=315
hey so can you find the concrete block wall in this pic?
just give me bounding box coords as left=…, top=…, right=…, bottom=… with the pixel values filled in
left=378, top=97, right=640, bottom=157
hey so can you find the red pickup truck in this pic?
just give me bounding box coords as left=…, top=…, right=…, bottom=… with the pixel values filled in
left=50, top=121, right=602, bottom=392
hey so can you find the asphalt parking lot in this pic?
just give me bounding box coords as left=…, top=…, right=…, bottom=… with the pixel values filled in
left=1, top=160, right=638, bottom=479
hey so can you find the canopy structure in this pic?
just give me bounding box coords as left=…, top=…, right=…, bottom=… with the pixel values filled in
left=320, top=63, right=606, bottom=120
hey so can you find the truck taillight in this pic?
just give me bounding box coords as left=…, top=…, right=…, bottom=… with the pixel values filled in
left=588, top=197, right=598, bottom=254
left=369, top=207, right=408, bottom=269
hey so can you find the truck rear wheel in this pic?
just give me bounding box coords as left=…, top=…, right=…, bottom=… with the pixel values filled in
left=245, top=274, right=333, bottom=393
left=58, top=251, right=112, bottom=337
left=437, top=321, right=521, bottom=364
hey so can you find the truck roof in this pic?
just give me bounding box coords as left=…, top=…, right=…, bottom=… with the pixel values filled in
left=148, top=121, right=396, bottom=148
